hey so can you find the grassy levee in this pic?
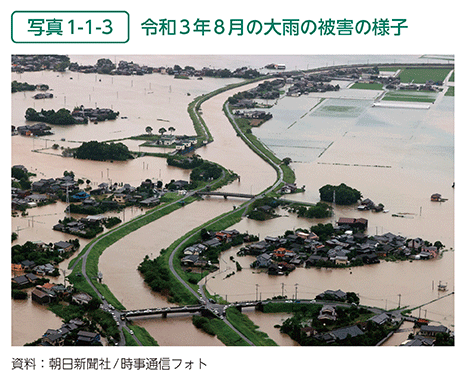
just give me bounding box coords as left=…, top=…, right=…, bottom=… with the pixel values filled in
left=69, top=197, right=196, bottom=309
left=124, top=325, right=158, bottom=346
left=188, top=76, right=270, bottom=144
left=122, top=329, right=138, bottom=346
left=208, top=319, right=250, bottom=346
left=65, top=76, right=283, bottom=345
left=223, top=102, right=295, bottom=187
left=159, top=207, right=246, bottom=305
left=225, top=307, right=278, bottom=346
left=67, top=157, right=235, bottom=305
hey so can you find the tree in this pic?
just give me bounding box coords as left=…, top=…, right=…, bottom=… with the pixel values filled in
left=282, top=157, right=292, bottom=166
left=168, top=126, right=176, bottom=135
left=158, top=127, right=167, bottom=136
left=434, top=241, right=444, bottom=249
left=145, top=126, right=153, bottom=135
left=319, top=183, right=362, bottom=205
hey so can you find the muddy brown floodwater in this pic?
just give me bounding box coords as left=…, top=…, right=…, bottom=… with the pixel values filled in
left=11, top=56, right=454, bottom=346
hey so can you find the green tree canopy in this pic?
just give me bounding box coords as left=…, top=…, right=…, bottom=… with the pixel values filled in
left=319, top=183, right=362, bottom=205
left=74, top=141, right=132, bottom=161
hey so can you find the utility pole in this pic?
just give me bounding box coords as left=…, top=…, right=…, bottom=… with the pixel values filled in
left=255, top=284, right=259, bottom=301
left=281, top=283, right=285, bottom=297
left=295, top=283, right=298, bottom=301
left=66, top=186, right=70, bottom=217
left=398, top=294, right=401, bottom=309
left=61, top=269, right=67, bottom=287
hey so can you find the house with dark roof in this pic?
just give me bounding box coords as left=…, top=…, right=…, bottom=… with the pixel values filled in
left=255, top=253, right=272, bottom=268
left=420, top=324, right=451, bottom=337
left=32, top=288, right=55, bottom=304
left=76, top=331, right=100, bottom=345
left=317, top=289, right=347, bottom=301
left=41, top=329, right=65, bottom=346
left=54, top=241, right=74, bottom=252
left=318, top=325, right=364, bottom=344
left=337, top=217, right=368, bottom=230
left=181, top=255, right=200, bottom=266
left=369, top=313, right=391, bottom=325
left=12, top=275, right=30, bottom=287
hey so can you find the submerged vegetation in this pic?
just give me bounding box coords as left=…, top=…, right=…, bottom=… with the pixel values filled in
left=74, top=140, right=133, bottom=161
left=319, top=183, right=362, bottom=205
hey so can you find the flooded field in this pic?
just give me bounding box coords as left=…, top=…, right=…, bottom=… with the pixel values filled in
left=11, top=55, right=454, bottom=346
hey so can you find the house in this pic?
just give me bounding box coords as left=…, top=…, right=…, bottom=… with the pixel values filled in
left=268, top=261, right=295, bottom=275
left=181, top=255, right=200, bottom=266
left=333, top=256, right=349, bottom=265
left=255, top=253, right=272, bottom=268
left=330, top=325, right=364, bottom=341
left=247, top=240, right=269, bottom=255
left=317, top=289, right=347, bottom=301
left=171, top=180, right=189, bottom=190
left=12, top=275, right=30, bottom=287
left=25, top=273, right=39, bottom=283
left=369, top=313, right=391, bottom=325
left=272, top=247, right=294, bottom=259
left=407, top=237, right=424, bottom=250
left=400, top=335, right=435, bottom=346
left=203, top=237, right=221, bottom=248
left=265, top=236, right=280, bottom=244
left=359, top=253, right=380, bottom=264
left=140, top=196, right=160, bottom=207
left=421, top=245, right=438, bottom=258
left=280, top=183, right=298, bottom=194
left=82, top=215, right=107, bottom=224
left=318, top=305, right=337, bottom=321
left=76, top=331, right=100, bottom=345
left=25, top=194, right=48, bottom=204
left=32, top=288, right=55, bottom=304
left=431, top=193, right=442, bottom=202
left=20, top=259, right=35, bottom=270
left=34, top=263, right=55, bottom=275
left=54, top=241, right=74, bottom=252
left=336, top=217, right=368, bottom=230
left=305, top=255, right=328, bottom=267
left=419, top=324, right=450, bottom=337
left=11, top=263, right=23, bottom=275
left=359, top=198, right=375, bottom=210
left=41, top=329, right=65, bottom=346
left=183, top=243, right=207, bottom=256
left=71, top=292, right=92, bottom=305
left=71, top=191, right=90, bottom=201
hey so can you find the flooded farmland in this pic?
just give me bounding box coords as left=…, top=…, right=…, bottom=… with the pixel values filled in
left=11, top=55, right=454, bottom=347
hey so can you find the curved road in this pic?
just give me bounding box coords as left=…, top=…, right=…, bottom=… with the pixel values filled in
left=71, top=82, right=285, bottom=346
left=166, top=101, right=285, bottom=345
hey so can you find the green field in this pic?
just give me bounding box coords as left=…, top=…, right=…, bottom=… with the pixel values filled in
left=350, top=82, right=384, bottom=90
left=397, top=67, right=451, bottom=84
left=382, top=90, right=437, bottom=103
left=445, top=87, right=455, bottom=96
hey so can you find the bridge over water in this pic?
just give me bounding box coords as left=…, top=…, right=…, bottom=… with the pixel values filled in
left=195, top=191, right=255, bottom=199
left=122, top=300, right=265, bottom=320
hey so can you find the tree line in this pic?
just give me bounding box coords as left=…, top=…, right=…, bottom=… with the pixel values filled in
left=74, top=141, right=133, bottom=161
